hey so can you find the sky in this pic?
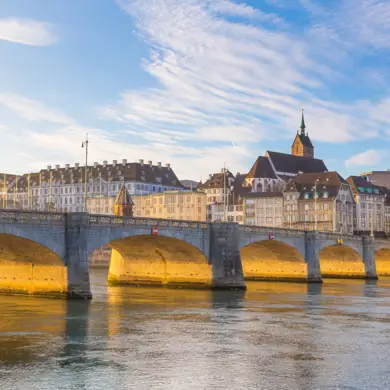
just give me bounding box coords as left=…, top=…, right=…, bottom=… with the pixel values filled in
left=0, top=0, right=390, bottom=181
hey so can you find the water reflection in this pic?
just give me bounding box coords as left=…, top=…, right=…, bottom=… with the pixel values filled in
left=1, top=270, right=390, bottom=389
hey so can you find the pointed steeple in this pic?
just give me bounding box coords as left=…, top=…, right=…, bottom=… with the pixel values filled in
left=113, top=185, right=134, bottom=217
left=300, top=108, right=306, bottom=135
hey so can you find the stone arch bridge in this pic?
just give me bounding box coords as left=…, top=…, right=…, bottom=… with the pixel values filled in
left=0, top=210, right=389, bottom=299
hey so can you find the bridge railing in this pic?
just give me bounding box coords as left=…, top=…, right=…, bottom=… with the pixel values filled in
left=0, top=209, right=65, bottom=224
left=88, top=214, right=210, bottom=230
left=239, top=224, right=306, bottom=236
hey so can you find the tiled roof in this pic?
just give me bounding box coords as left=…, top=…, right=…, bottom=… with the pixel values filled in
left=198, top=171, right=234, bottom=190
left=5, top=161, right=182, bottom=190
left=286, top=171, right=348, bottom=200
left=294, top=133, right=314, bottom=148
left=266, top=151, right=328, bottom=175
left=246, top=156, right=277, bottom=179
left=347, top=176, right=387, bottom=196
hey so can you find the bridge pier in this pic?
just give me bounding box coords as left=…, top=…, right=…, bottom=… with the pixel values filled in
left=65, top=214, right=92, bottom=299
left=305, top=231, right=323, bottom=283
left=210, top=223, right=246, bottom=290
left=362, top=236, right=378, bottom=280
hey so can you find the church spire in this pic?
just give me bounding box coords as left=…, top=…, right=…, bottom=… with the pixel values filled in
left=300, top=108, right=306, bottom=135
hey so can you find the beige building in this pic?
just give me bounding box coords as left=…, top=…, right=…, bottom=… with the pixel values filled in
left=87, top=195, right=116, bottom=215
left=244, top=192, right=284, bottom=227
left=133, top=190, right=207, bottom=221
left=283, top=172, right=355, bottom=234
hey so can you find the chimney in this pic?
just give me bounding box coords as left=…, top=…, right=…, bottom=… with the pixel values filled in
left=139, top=159, right=144, bottom=165
left=236, top=172, right=240, bottom=177
left=166, top=163, right=171, bottom=169
left=47, top=165, right=52, bottom=171
left=122, top=159, right=127, bottom=165
left=157, top=162, right=162, bottom=168
left=209, top=174, right=212, bottom=179
left=75, top=163, right=79, bottom=169
left=113, top=160, right=117, bottom=166
left=55, top=164, right=60, bottom=170
left=148, top=160, right=152, bottom=167
left=94, top=162, right=98, bottom=168
left=103, top=160, right=108, bottom=167
left=65, top=164, right=70, bottom=170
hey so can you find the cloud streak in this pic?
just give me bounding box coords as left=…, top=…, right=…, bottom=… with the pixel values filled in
left=0, top=18, right=57, bottom=46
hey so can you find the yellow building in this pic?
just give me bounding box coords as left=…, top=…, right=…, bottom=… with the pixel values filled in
left=87, top=195, right=116, bottom=215
left=133, top=190, right=207, bottom=221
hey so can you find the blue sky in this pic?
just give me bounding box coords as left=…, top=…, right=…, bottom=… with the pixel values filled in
left=0, top=0, right=390, bottom=180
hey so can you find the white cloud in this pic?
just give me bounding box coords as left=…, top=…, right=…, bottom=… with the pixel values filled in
left=0, top=93, right=72, bottom=124
left=0, top=18, right=57, bottom=46
left=345, top=149, right=382, bottom=167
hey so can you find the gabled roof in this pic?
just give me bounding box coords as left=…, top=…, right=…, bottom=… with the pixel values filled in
left=198, top=171, right=234, bottom=190
left=246, top=156, right=277, bottom=179
left=288, top=171, right=349, bottom=201
left=228, top=173, right=251, bottom=204
left=266, top=151, right=328, bottom=175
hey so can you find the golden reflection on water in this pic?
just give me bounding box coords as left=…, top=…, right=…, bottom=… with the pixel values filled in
left=2, top=269, right=390, bottom=389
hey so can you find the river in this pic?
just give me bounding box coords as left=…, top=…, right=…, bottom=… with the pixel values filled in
left=1, top=269, right=390, bottom=389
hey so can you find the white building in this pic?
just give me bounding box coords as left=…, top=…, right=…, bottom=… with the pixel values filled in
left=3, top=159, right=183, bottom=213
left=347, top=176, right=386, bottom=234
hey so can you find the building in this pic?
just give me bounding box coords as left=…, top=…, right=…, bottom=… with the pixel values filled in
left=360, top=171, right=390, bottom=189
left=2, top=159, right=182, bottom=212
left=283, top=172, right=355, bottom=234
left=132, top=190, right=207, bottom=221
left=203, top=111, right=328, bottom=224
left=347, top=176, right=386, bottom=234
left=291, top=110, right=314, bottom=158
left=244, top=192, right=284, bottom=227
left=385, top=190, right=390, bottom=234
left=113, top=185, right=134, bottom=217
left=198, top=170, right=235, bottom=205
left=87, top=195, right=116, bottom=215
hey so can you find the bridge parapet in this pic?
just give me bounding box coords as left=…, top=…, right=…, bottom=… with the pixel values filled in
left=0, top=209, right=65, bottom=225
left=88, top=214, right=209, bottom=230
left=239, top=225, right=305, bottom=237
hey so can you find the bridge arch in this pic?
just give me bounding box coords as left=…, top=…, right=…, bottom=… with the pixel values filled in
left=91, top=234, right=212, bottom=288
left=319, top=244, right=365, bottom=279
left=375, top=246, right=390, bottom=276
left=0, top=233, right=67, bottom=296
left=240, top=240, right=307, bottom=282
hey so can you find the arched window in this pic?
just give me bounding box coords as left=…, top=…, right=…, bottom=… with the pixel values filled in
left=267, top=184, right=272, bottom=192
left=256, top=182, right=263, bottom=192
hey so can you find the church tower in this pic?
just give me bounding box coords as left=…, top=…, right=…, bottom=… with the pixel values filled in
left=291, top=109, right=314, bottom=158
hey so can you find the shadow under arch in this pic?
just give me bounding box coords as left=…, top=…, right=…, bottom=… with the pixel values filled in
left=375, top=248, right=390, bottom=276
left=0, top=233, right=67, bottom=297
left=101, top=235, right=212, bottom=288
left=319, top=244, right=365, bottom=279
left=240, top=240, right=307, bottom=282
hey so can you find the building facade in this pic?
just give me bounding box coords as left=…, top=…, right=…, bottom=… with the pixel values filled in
left=360, top=171, right=390, bottom=189
left=244, top=192, right=284, bottom=227
left=1, top=159, right=182, bottom=213
left=132, top=190, right=207, bottom=221
left=284, top=172, right=355, bottom=234
left=347, top=176, right=386, bottom=234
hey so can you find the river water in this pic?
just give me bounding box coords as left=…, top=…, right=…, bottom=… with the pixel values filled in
left=1, top=270, right=390, bottom=390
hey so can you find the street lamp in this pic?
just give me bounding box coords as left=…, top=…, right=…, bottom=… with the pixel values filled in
left=81, top=133, right=89, bottom=212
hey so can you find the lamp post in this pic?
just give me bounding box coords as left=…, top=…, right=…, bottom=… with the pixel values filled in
left=81, top=133, right=89, bottom=212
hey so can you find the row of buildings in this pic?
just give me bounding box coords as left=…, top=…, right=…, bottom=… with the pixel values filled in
left=1, top=111, right=390, bottom=235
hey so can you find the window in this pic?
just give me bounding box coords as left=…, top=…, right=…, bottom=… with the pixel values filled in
left=304, top=204, right=309, bottom=211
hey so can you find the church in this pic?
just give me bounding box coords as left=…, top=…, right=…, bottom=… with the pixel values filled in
left=242, top=110, right=328, bottom=194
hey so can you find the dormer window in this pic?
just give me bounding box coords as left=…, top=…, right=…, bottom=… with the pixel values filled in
left=304, top=193, right=309, bottom=199
left=323, top=192, right=329, bottom=198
